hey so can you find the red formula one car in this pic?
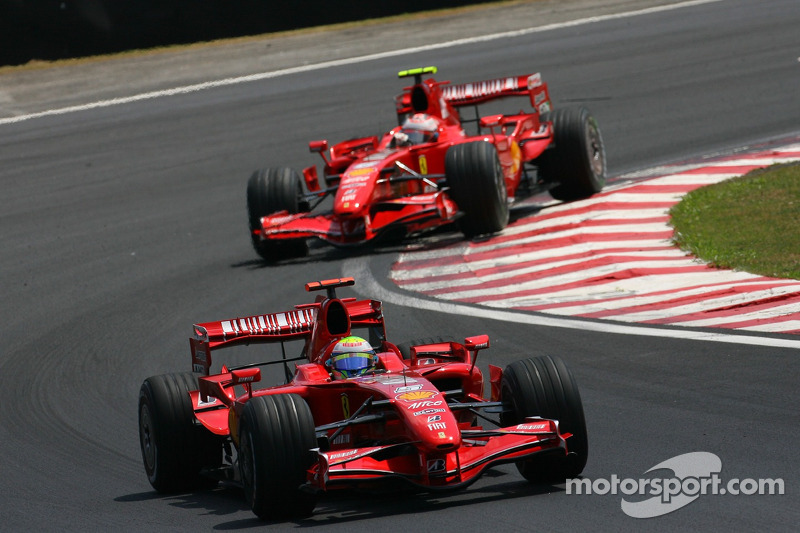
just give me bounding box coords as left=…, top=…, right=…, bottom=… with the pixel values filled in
left=247, top=66, right=606, bottom=260
left=138, top=277, right=588, bottom=520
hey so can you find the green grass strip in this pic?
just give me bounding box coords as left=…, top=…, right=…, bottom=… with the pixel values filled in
left=669, top=162, right=800, bottom=280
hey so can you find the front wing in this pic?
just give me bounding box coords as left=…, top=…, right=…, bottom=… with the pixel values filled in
left=309, top=418, right=568, bottom=491
left=257, top=192, right=459, bottom=246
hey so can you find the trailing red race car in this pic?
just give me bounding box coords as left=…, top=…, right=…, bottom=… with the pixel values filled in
left=138, top=277, right=588, bottom=520
left=247, top=66, right=606, bottom=260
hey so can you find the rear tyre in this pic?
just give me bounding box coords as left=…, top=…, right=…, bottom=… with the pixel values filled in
left=445, top=141, right=509, bottom=237
left=246, top=167, right=309, bottom=261
left=238, top=394, right=318, bottom=520
left=501, top=355, right=588, bottom=482
left=538, top=107, right=606, bottom=201
left=138, top=372, right=221, bottom=492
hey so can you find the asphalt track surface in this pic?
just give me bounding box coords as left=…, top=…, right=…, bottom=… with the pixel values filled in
left=1, top=0, right=798, bottom=530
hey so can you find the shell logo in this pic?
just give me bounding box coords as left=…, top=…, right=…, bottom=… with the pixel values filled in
left=348, top=167, right=375, bottom=177
left=396, top=390, right=437, bottom=402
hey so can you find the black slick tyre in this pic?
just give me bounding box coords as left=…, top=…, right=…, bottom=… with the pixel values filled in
left=445, top=141, right=509, bottom=237
left=246, top=167, right=309, bottom=260
left=500, top=355, right=588, bottom=482
left=238, top=394, right=317, bottom=520
left=538, top=106, right=606, bottom=201
left=138, top=372, right=221, bottom=492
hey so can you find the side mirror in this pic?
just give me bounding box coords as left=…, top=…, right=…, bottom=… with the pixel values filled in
left=231, top=368, right=261, bottom=398
left=231, top=367, right=261, bottom=384
left=464, top=335, right=489, bottom=351
left=309, top=139, right=328, bottom=153
left=479, top=114, right=504, bottom=129
left=464, top=335, right=489, bottom=375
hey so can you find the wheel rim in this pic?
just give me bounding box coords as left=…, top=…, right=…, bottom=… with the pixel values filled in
left=139, top=404, right=156, bottom=471
left=585, top=119, right=605, bottom=176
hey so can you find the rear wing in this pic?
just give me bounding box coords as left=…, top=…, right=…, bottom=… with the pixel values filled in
left=441, top=73, right=551, bottom=113
left=190, top=307, right=317, bottom=374
left=189, top=296, right=386, bottom=375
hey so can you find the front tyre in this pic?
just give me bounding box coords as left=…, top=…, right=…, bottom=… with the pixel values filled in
left=445, top=141, right=509, bottom=237
left=538, top=106, right=606, bottom=201
left=246, top=167, right=309, bottom=261
left=501, top=355, right=588, bottom=482
left=138, top=372, right=221, bottom=492
left=238, top=394, right=318, bottom=520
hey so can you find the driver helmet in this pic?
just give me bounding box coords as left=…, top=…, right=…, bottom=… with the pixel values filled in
left=396, top=113, right=439, bottom=146
left=328, top=336, right=376, bottom=379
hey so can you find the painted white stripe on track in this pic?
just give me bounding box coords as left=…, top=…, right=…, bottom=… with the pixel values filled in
left=492, top=271, right=780, bottom=308
left=597, top=286, right=800, bottom=323
left=392, top=247, right=691, bottom=284
left=697, top=157, right=800, bottom=166
left=675, top=309, right=800, bottom=330
left=407, top=224, right=673, bottom=259
left=392, top=237, right=676, bottom=267
left=495, top=209, right=671, bottom=237
left=737, top=321, right=800, bottom=333
left=395, top=254, right=697, bottom=293
left=419, top=259, right=713, bottom=301
left=584, top=193, right=703, bottom=203
left=529, top=279, right=797, bottom=315
left=638, top=174, right=741, bottom=185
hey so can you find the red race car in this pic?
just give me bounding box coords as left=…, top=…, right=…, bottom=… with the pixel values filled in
left=247, top=66, right=606, bottom=259
left=138, top=277, right=588, bottom=520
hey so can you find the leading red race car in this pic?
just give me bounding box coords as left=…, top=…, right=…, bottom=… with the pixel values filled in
left=138, top=277, right=588, bottom=520
left=247, top=66, right=606, bottom=260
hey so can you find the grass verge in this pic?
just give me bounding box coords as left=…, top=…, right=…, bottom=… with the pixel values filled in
left=669, top=162, right=800, bottom=280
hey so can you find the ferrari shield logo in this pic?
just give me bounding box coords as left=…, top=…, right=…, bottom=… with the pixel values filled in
left=341, top=393, right=350, bottom=418
left=418, top=155, right=428, bottom=175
